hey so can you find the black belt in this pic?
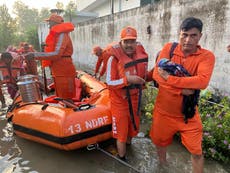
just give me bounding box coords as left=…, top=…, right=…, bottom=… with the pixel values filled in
left=124, top=84, right=142, bottom=131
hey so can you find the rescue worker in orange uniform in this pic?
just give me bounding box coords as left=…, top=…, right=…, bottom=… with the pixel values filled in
left=92, top=46, right=111, bottom=80
left=150, top=17, right=215, bottom=173
left=25, top=14, right=76, bottom=100
left=106, top=26, right=149, bottom=160
left=0, top=52, right=24, bottom=99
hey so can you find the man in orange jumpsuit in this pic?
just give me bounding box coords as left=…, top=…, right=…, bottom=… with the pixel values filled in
left=106, top=26, right=149, bottom=160
left=25, top=14, right=76, bottom=100
left=150, top=17, right=215, bottom=173
left=92, top=46, right=110, bottom=80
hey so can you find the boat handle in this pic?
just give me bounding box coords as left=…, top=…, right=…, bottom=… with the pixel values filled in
left=73, top=103, right=92, bottom=111
left=41, top=104, right=49, bottom=110
left=87, top=143, right=97, bottom=150
left=79, top=103, right=91, bottom=110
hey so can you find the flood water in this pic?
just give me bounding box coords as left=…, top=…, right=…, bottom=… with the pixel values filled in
left=0, top=86, right=229, bottom=173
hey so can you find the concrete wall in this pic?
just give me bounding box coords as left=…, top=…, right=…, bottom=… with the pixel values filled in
left=39, top=0, right=230, bottom=95
left=76, top=0, right=140, bottom=17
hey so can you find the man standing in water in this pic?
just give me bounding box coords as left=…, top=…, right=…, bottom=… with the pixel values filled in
left=150, top=17, right=215, bottom=173
left=106, top=26, right=149, bottom=160
left=25, top=14, right=76, bottom=100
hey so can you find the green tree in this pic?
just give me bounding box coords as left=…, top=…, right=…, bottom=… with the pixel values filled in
left=0, top=4, right=16, bottom=51
left=13, top=1, right=40, bottom=33
left=64, top=1, right=77, bottom=22
left=56, top=2, right=64, bottom=10
left=12, top=1, right=50, bottom=50
left=39, top=8, right=51, bottom=21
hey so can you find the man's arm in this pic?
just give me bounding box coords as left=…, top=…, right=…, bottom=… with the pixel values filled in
left=106, top=56, right=128, bottom=89
left=166, top=53, right=215, bottom=89
left=34, top=33, right=68, bottom=61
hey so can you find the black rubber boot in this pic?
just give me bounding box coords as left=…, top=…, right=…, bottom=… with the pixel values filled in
left=117, top=155, right=127, bottom=162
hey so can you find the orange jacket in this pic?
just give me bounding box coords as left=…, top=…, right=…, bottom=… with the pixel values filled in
left=153, top=42, right=215, bottom=117
left=35, top=22, right=76, bottom=77
left=106, top=42, right=148, bottom=98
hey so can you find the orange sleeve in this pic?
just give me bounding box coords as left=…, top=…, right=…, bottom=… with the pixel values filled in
left=106, top=56, right=128, bottom=89
left=99, top=51, right=110, bottom=76
left=95, top=56, right=103, bottom=74
left=34, top=33, right=71, bottom=61
left=153, top=43, right=215, bottom=90
left=166, top=52, right=215, bottom=89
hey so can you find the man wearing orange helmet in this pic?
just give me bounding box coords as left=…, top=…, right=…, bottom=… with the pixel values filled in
left=106, top=26, right=149, bottom=160
left=25, top=14, right=76, bottom=100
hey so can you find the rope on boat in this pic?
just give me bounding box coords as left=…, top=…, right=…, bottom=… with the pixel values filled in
left=87, top=143, right=141, bottom=173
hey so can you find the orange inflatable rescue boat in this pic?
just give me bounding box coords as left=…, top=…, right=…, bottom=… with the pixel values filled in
left=6, top=71, right=112, bottom=150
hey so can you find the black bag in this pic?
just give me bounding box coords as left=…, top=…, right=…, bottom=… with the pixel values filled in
left=182, top=90, right=200, bottom=123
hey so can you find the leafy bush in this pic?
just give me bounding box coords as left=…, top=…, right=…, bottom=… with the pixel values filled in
left=199, top=89, right=230, bottom=163
left=142, top=85, right=230, bottom=163
left=142, top=83, right=158, bottom=119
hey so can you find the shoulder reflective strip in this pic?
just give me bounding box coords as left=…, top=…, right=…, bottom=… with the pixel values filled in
left=106, top=56, right=124, bottom=86
left=124, top=57, right=148, bottom=68
left=34, top=33, right=64, bottom=58
left=13, top=123, right=112, bottom=145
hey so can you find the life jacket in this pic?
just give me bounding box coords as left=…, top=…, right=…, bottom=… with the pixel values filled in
left=0, top=60, right=22, bottom=84
left=109, top=42, right=148, bottom=130
left=42, top=22, right=75, bottom=67
left=109, top=42, right=148, bottom=96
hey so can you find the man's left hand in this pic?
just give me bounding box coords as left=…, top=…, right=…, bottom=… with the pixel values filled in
left=158, top=68, right=169, bottom=80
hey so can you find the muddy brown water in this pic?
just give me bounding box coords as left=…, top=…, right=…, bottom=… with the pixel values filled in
left=0, top=86, right=229, bottom=173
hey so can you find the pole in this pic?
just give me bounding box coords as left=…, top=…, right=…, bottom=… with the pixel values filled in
left=111, top=0, right=114, bottom=14
left=87, top=144, right=141, bottom=173
left=40, top=32, right=48, bottom=95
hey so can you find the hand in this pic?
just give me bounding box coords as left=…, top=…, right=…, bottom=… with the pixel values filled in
left=126, top=75, right=145, bottom=85
left=182, top=89, right=195, bottom=96
left=158, top=68, right=169, bottom=80
left=93, top=73, right=100, bottom=79
left=24, top=52, right=35, bottom=60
